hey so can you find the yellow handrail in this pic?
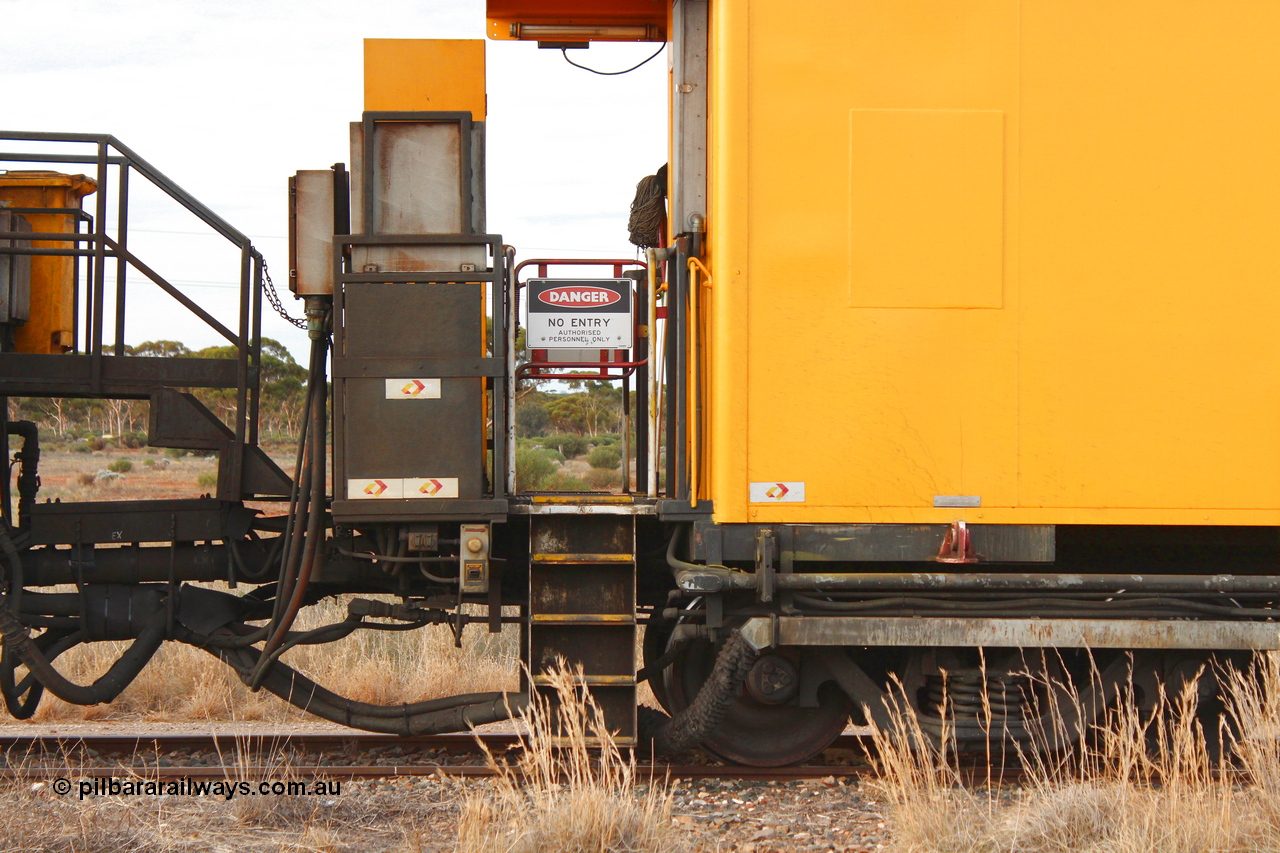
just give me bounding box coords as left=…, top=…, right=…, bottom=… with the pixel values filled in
left=687, top=257, right=712, bottom=507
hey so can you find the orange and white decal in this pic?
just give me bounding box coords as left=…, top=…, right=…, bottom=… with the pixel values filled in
left=385, top=378, right=441, bottom=400
left=348, top=478, right=404, bottom=499
left=404, top=477, right=460, bottom=499
left=749, top=481, right=805, bottom=503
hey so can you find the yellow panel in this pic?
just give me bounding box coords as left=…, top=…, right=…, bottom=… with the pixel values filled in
left=728, top=0, right=1020, bottom=520
left=1015, top=2, right=1280, bottom=512
left=705, top=0, right=1280, bottom=525
left=849, top=109, right=1004, bottom=308
left=364, top=39, right=486, bottom=118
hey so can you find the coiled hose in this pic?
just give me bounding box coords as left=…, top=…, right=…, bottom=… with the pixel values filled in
left=0, top=603, right=166, bottom=707
left=642, top=630, right=758, bottom=757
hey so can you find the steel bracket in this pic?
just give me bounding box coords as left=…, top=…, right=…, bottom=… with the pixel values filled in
left=936, top=520, right=979, bottom=564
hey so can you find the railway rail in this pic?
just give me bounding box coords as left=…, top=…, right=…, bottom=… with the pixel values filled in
left=0, top=731, right=874, bottom=782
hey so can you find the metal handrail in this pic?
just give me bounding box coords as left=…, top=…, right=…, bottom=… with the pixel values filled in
left=0, top=131, right=265, bottom=494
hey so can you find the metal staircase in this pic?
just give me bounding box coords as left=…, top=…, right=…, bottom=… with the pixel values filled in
left=526, top=508, right=638, bottom=745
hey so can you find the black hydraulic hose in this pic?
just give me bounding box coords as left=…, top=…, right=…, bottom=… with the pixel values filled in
left=6, top=421, right=39, bottom=531
left=665, top=525, right=739, bottom=588
left=0, top=521, right=24, bottom=618
left=645, top=630, right=758, bottom=757
left=183, top=632, right=526, bottom=734
left=272, top=336, right=324, bottom=625
left=15, top=592, right=81, bottom=616
left=254, top=329, right=328, bottom=689
left=0, top=604, right=166, bottom=706
left=1, top=629, right=83, bottom=718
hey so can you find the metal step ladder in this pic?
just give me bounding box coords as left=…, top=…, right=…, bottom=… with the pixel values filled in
left=526, top=511, right=637, bottom=746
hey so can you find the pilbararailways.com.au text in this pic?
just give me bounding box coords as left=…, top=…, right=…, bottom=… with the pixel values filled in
left=51, top=777, right=341, bottom=801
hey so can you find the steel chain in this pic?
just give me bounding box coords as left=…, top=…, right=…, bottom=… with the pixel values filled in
left=261, top=260, right=308, bottom=329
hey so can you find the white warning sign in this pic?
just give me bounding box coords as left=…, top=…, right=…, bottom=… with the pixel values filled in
left=526, top=278, right=633, bottom=350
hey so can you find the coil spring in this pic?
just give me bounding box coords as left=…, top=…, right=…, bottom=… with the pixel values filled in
left=924, top=669, right=1030, bottom=724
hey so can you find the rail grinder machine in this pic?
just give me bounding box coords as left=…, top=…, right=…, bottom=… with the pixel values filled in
left=8, top=2, right=1280, bottom=767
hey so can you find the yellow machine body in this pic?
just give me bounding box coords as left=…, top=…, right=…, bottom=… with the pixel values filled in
left=0, top=171, right=95, bottom=354
left=703, top=2, right=1280, bottom=526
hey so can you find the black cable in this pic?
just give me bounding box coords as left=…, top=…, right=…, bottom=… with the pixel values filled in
left=179, top=628, right=525, bottom=734
left=561, top=43, right=665, bottom=76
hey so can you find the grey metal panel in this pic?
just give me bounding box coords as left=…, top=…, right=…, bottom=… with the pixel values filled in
left=470, top=123, right=486, bottom=232
left=336, top=280, right=486, bottom=504
left=739, top=615, right=1280, bottom=651
left=373, top=121, right=464, bottom=233
left=349, top=122, right=364, bottom=235
left=0, top=210, right=31, bottom=324
left=329, top=499, right=507, bottom=522
left=332, top=356, right=502, bottom=378
left=29, top=498, right=253, bottom=546
left=349, top=243, right=485, bottom=273
left=352, top=114, right=481, bottom=238
left=934, top=495, right=981, bottom=508
left=340, top=375, right=484, bottom=498
left=671, top=0, right=708, bottom=233
left=694, top=522, right=1055, bottom=563
left=341, top=281, right=481, bottom=359
left=148, top=389, right=233, bottom=450
left=288, top=170, right=335, bottom=295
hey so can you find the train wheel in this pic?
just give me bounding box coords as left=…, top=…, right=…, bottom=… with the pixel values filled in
left=663, top=636, right=852, bottom=767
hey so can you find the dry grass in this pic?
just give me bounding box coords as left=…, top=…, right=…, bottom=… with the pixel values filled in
left=456, top=662, right=686, bottom=853
left=0, top=742, right=449, bottom=853
left=23, top=595, right=519, bottom=724
left=868, top=653, right=1280, bottom=853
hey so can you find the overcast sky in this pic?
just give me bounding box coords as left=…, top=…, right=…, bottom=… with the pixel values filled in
left=2, top=0, right=666, bottom=359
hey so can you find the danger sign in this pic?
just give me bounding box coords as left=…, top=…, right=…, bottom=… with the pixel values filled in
left=526, top=278, right=633, bottom=350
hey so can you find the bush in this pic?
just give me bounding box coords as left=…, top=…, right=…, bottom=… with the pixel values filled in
left=584, top=468, right=621, bottom=491
left=537, top=433, right=590, bottom=458
left=71, top=442, right=94, bottom=454
left=586, top=445, right=622, bottom=470
left=545, top=473, right=587, bottom=491
left=117, top=431, right=147, bottom=449
left=106, top=458, right=132, bottom=474
left=516, top=447, right=558, bottom=491
left=196, top=472, right=218, bottom=488
left=87, top=436, right=107, bottom=451
left=164, top=447, right=188, bottom=459
left=593, top=433, right=621, bottom=446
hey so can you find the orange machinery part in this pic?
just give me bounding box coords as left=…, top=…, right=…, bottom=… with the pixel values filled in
left=0, top=171, right=96, bottom=354
left=486, top=0, right=666, bottom=42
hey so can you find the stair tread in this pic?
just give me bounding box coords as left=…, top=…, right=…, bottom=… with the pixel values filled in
left=529, top=613, right=635, bottom=624
left=531, top=553, right=635, bottom=562
left=532, top=674, right=635, bottom=685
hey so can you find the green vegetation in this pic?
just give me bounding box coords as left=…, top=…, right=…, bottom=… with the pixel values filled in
left=586, top=444, right=622, bottom=470
left=516, top=447, right=559, bottom=490
left=106, top=459, right=132, bottom=474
